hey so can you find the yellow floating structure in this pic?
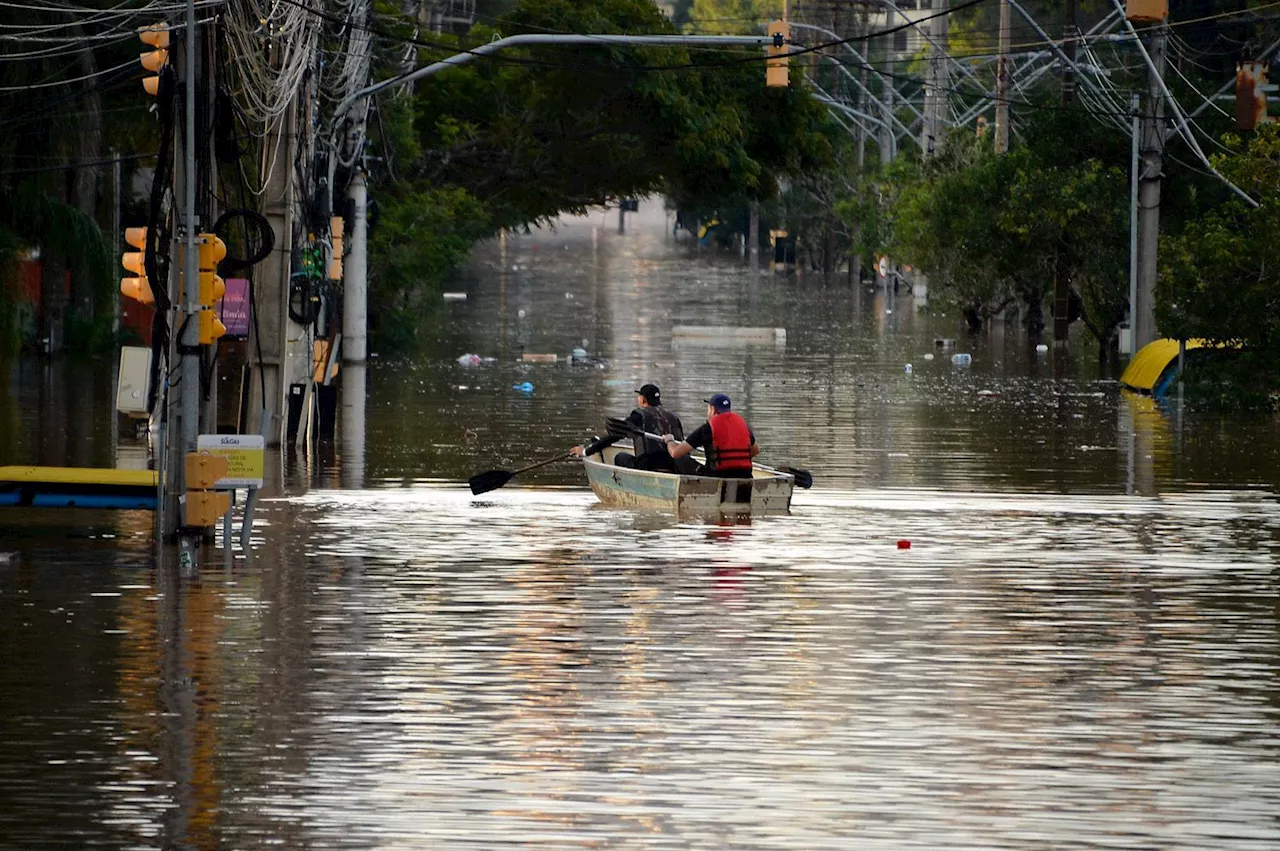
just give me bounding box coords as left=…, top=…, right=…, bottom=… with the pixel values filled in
left=1120, top=338, right=1238, bottom=396
left=0, top=466, right=157, bottom=509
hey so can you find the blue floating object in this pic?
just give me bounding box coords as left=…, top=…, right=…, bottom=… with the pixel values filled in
left=513, top=381, right=534, bottom=393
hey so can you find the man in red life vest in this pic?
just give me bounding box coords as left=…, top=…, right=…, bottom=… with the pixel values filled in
left=663, top=393, right=758, bottom=478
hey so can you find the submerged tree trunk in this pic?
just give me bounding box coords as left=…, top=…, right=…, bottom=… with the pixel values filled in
left=69, top=28, right=103, bottom=337
left=822, top=221, right=836, bottom=285
left=41, top=251, right=67, bottom=355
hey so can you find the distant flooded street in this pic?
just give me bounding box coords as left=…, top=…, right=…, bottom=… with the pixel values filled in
left=2, top=203, right=1278, bottom=849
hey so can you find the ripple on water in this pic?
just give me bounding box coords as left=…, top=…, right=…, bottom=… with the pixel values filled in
left=181, top=482, right=1280, bottom=850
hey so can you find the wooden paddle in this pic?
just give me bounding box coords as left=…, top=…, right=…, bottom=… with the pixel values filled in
left=468, top=452, right=574, bottom=495
left=604, top=417, right=814, bottom=488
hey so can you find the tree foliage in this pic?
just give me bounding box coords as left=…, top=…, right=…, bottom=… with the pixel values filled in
left=1159, top=123, right=1280, bottom=355
left=879, top=113, right=1129, bottom=351
left=364, top=0, right=834, bottom=347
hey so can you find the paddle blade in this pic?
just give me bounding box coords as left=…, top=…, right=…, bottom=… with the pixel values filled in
left=780, top=466, right=813, bottom=489
left=605, top=416, right=636, bottom=438
left=468, top=469, right=513, bottom=495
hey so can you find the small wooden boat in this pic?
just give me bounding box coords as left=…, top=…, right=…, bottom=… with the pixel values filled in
left=580, top=443, right=794, bottom=515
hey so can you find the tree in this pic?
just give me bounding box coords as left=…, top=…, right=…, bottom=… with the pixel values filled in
left=882, top=111, right=1130, bottom=353
left=362, top=0, right=834, bottom=347
left=1158, top=122, right=1280, bottom=405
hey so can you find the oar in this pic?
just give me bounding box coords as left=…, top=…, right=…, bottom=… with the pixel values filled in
left=775, top=466, right=814, bottom=489
left=605, top=417, right=814, bottom=488
left=468, top=452, right=574, bottom=495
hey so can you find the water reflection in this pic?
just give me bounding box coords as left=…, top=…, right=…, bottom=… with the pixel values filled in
left=1, top=203, right=1278, bottom=849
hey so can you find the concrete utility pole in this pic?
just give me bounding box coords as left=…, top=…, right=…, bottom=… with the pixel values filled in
left=1052, top=0, right=1077, bottom=343
left=344, top=170, right=368, bottom=363
left=249, top=90, right=305, bottom=443
left=1128, top=91, right=1140, bottom=353
left=994, top=0, right=1012, bottom=153
left=1135, top=21, right=1167, bottom=351
left=851, top=1, right=870, bottom=285
left=881, top=5, right=896, bottom=169
left=111, top=152, right=121, bottom=339
left=922, top=0, right=949, bottom=155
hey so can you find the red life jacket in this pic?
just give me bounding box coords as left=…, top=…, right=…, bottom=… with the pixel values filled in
left=708, top=412, right=753, bottom=471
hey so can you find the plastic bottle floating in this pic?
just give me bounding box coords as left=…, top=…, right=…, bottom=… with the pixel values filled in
left=951, top=353, right=972, bottom=366
left=512, top=381, right=534, bottom=393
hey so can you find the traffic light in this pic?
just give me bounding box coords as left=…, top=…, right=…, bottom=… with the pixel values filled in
left=1125, top=0, right=1167, bottom=22
left=120, top=226, right=153, bottom=305
left=766, top=21, right=790, bottom=88
left=138, top=24, right=169, bottom=96
left=197, top=233, right=227, bottom=344
left=1236, top=61, right=1274, bottom=131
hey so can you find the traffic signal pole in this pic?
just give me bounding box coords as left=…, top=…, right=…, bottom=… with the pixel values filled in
left=172, top=0, right=201, bottom=563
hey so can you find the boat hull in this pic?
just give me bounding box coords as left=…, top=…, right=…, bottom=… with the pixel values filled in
left=582, top=445, right=793, bottom=515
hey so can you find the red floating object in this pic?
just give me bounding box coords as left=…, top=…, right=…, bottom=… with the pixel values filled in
left=896, top=539, right=911, bottom=549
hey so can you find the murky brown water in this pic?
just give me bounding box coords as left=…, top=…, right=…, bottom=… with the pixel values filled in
left=2, top=204, right=1278, bottom=849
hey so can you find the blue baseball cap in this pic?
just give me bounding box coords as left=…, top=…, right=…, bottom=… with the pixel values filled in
left=704, top=393, right=731, bottom=413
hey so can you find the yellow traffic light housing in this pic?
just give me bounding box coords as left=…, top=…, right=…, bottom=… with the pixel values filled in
left=197, top=234, right=228, bottom=344
left=1125, top=0, right=1167, bottom=22
left=120, top=226, right=154, bottom=305
left=138, top=24, right=170, bottom=96
left=1236, top=61, right=1273, bottom=131
left=767, top=21, right=790, bottom=88
left=197, top=233, right=227, bottom=270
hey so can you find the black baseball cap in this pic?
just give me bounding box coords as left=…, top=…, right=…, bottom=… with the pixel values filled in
left=635, top=383, right=661, bottom=404
left=704, top=393, right=731, bottom=413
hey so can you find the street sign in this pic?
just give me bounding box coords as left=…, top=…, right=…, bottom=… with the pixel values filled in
left=221, top=278, right=251, bottom=337
left=196, top=434, right=265, bottom=489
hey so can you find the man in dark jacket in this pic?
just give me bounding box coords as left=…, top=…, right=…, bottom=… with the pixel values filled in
left=572, top=383, right=686, bottom=472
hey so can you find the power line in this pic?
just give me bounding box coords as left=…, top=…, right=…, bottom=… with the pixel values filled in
left=0, top=149, right=156, bottom=177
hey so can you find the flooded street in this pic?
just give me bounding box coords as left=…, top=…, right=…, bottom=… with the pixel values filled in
left=2, top=203, right=1278, bottom=849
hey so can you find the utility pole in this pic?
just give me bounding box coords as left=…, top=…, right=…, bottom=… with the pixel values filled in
left=164, top=0, right=201, bottom=558
left=1135, top=21, right=1167, bottom=351
left=111, top=151, right=121, bottom=339
left=1052, top=0, right=1077, bottom=343
left=880, top=1, right=896, bottom=168
left=248, top=44, right=302, bottom=445
left=922, top=0, right=949, bottom=155
left=345, top=170, right=368, bottom=363
left=994, top=0, right=1011, bottom=153
left=1128, top=91, right=1140, bottom=355
left=1061, top=0, right=1077, bottom=104
left=851, top=1, right=870, bottom=285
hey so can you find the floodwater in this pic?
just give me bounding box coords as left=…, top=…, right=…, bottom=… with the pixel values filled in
left=1, top=203, right=1278, bottom=849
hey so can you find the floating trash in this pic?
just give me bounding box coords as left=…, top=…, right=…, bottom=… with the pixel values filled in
left=456, top=353, right=482, bottom=366
left=951, top=353, right=972, bottom=366
left=512, top=381, right=534, bottom=393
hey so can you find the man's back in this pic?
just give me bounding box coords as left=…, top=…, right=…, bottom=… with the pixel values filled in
left=633, top=405, right=682, bottom=459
